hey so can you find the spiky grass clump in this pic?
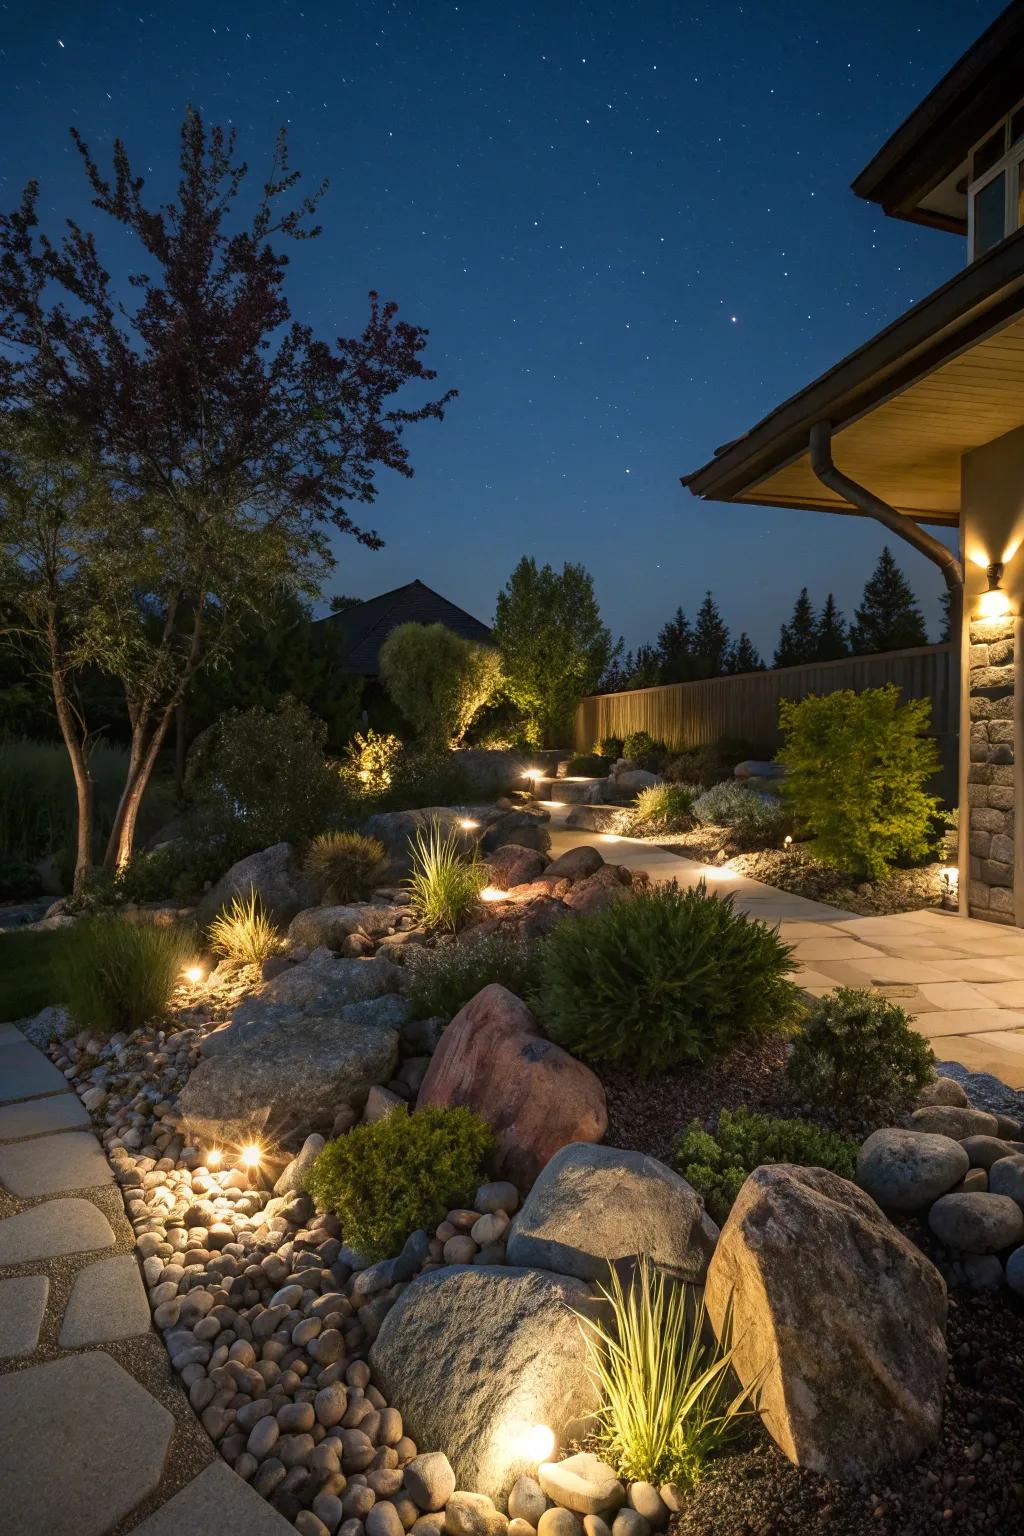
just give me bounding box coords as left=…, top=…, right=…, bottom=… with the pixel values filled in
left=207, top=890, right=281, bottom=968
left=56, top=918, right=198, bottom=1037
left=576, top=1255, right=756, bottom=1488
left=624, top=781, right=699, bottom=835
left=405, top=820, right=486, bottom=933
left=304, top=831, right=389, bottom=903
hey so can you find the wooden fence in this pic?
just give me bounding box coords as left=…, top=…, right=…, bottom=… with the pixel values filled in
left=575, top=643, right=958, bottom=802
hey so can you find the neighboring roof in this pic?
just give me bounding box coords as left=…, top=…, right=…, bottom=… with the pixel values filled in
left=317, top=579, right=493, bottom=675
left=852, top=1, right=1024, bottom=233
left=683, top=227, right=1024, bottom=524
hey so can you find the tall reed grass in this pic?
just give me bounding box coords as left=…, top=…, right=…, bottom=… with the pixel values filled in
left=56, top=918, right=198, bottom=1037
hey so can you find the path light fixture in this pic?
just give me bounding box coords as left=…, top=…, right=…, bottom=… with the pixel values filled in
left=979, top=561, right=1012, bottom=618
left=182, top=964, right=204, bottom=985
left=523, top=768, right=545, bottom=786
left=940, top=866, right=959, bottom=910
left=206, top=1148, right=223, bottom=1169
left=460, top=818, right=480, bottom=831
left=241, top=1143, right=262, bottom=1168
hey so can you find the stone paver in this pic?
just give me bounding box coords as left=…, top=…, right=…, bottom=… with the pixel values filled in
left=129, top=1458, right=295, bottom=1536
left=0, top=1274, right=49, bottom=1359
left=0, top=1041, right=68, bottom=1102
left=0, top=1196, right=115, bottom=1264
left=0, top=1092, right=89, bottom=1141
left=0, top=1129, right=113, bottom=1197
left=0, top=1023, right=28, bottom=1045
left=59, top=1254, right=151, bottom=1346
left=0, top=1352, right=174, bottom=1536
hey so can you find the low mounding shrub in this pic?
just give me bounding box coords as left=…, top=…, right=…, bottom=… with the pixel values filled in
left=623, top=730, right=666, bottom=770
left=675, top=1107, right=858, bottom=1226
left=576, top=1253, right=754, bottom=1488
left=596, top=736, right=624, bottom=760
left=208, top=891, right=281, bottom=968
left=566, top=753, right=609, bottom=777
left=406, top=821, right=486, bottom=933
left=405, top=931, right=544, bottom=1019
left=304, top=1106, right=493, bottom=1262
left=787, top=986, right=935, bottom=1117
left=304, top=831, right=389, bottom=903
left=624, top=782, right=699, bottom=835
left=691, top=780, right=790, bottom=843
left=340, top=729, right=404, bottom=800
left=777, top=685, right=940, bottom=879
left=536, top=882, right=797, bottom=1073
left=56, top=918, right=197, bottom=1037
left=119, top=841, right=228, bottom=905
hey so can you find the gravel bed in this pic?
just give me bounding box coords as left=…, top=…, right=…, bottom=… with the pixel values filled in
left=934, top=1062, right=1024, bottom=1123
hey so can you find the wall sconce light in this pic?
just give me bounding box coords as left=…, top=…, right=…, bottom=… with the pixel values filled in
left=978, top=562, right=1012, bottom=619
left=940, top=865, right=959, bottom=911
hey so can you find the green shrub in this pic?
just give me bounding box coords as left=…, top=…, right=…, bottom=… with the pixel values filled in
left=623, top=730, right=666, bottom=769
left=187, top=697, right=343, bottom=857
left=788, top=987, right=935, bottom=1116
left=566, top=753, right=609, bottom=777
left=56, top=918, right=198, bottom=1037
left=536, top=882, right=797, bottom=1073
left=406, top=820, right=486, bottom=932
left=691, top=780, right=790, bottom=843
left=575, top=1254, right=754, bottom=1489
left=596, top=736, right=624, bottom=760
left=304, top=831, right=388, bottom=903
left=305, top=1105, right=493, bottom=1261
left=208, top=891, right=281, bottom=968
left=118, top=841, right=227, bottom=904
left=675, top=1107, right=858, bottom=1226
left=777, top=685, right=940, bottom=879
left=624, top=782, right=699, bottom=835
left=0, top=854, right=43, bottom=900
left=379, top=622, right=503, bottom=750
left=406, top=930, right=544, bottom=1019
left=385, top=748, right=482, bottom=811
left=340, top=729, right=404, bottom=800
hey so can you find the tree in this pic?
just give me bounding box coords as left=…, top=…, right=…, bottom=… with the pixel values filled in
left=656, top=607, right=693, bottom=683
left=493, top=558, right=618, bottom=746
left=938, top=588, right=953, bottom=644
left=692, top=591, right=731, bottom=678
left=725, top=632, right=765, bottom=674
left=625, top=644, right=662, bottom=690
left=774, top=588, right=819, bottom=668
left=329, top=593, right=362, bottom=614
left=849, top=548, right=928, bottom=655
left=378, top=622, right=502, bottom=749
left=0, top=110, right=454, bottom=884
left=815, top=593, right=848, bottom=661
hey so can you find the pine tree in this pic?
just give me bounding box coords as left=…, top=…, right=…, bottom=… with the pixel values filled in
left=692, top=591, right=731, bottom=678
left=938, top=588, right=953, bottom=644
left=656, top=606, right=694, bottom=683
left=774, top=588, right=818, bottom=667
left=725, top=633, right=765, bottom=674
left=849, top=547, right=928, bottom=654
left=627, top=643, right=662, bottom=689
left=815, top=593, right=848, bottom=661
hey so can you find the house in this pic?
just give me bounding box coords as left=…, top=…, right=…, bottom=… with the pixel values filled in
left=685, top=1, right=1024, bottom=926
left=317, top=579, right=493, bottom=677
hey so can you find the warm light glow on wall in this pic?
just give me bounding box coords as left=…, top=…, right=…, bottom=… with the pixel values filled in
left=978, top=584, right=1012, bottom=618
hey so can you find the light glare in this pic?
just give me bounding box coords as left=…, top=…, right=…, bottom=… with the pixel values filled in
left=241, top=1143, right=262, bottom=1168
left=480, top=886, right=507, bottom=902
left=206, top=1148, right=222, bottom=1168
left=182, top=964, right=204, bottom=984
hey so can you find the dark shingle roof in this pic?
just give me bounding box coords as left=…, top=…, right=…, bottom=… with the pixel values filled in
left=317, top=579, right=493, bottom=676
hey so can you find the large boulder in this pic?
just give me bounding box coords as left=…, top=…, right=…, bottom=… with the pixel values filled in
left=287, top=903, right=405, bottom=950
left=487, top=845, right=550, bottom=890
left=363, top=808, right=476, bottom=879
left=451, top=750, right=528, bottom=795
left=611, top=769, right=660, bottom=795
left=564, top=806, right=624, bottom=833
left=481, top=810, right=552, bottom=856
left=506, top=1142, right=718, bottom=1283
left=563, top=866, right=633, bottom=917
left=196, top=842, right=315, bottom=926
left=705, top=1165, right=947, bottom=1482
left=856, top=1128, right=969, bottom=1214
left=206, top=952, right=408, bottom=1056
left=905, top=1105, right=999, bottom=1138
left=370, top=1265, right=603, bottom=1504
left=928, top=1192, right=1024, bottom=1253
left=545, top=846, right=604, bottom=881
left=416, top=985, right=607, bottom=1189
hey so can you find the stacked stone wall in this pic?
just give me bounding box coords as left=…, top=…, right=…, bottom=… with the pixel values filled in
left=968, top=615, right=1015, bottom=922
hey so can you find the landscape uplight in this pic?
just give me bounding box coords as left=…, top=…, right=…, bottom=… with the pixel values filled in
left=480, top=887, right=507, bottom=902
left=206, top=1148, right=222, bottom=1169
left=460, top=818, right=480, bottom=830
left=241, top=1143, right=262, bottom=1168
left=523, top=768, right=544, bottom=784
left=182, top=964, right=204, bottom=984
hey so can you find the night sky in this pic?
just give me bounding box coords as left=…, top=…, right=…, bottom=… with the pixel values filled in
left=0, top=1, right=1004, bottom=657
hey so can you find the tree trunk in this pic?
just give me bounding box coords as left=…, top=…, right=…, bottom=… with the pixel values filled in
left=102, top=703, right=178, bottom=875
left=175, top=702, right=187, bottom=796
left=50, top=672, right=94, bottom=896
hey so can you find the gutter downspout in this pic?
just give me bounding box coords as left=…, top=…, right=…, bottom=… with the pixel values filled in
left=809, top=421, right=963, bottom=638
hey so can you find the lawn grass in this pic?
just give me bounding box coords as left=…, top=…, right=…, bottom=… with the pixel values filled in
left=0, top=929, right=70, bottom=1021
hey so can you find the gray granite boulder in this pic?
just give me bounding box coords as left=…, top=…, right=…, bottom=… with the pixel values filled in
left=451, top=750, right=527, bottom=795
left=545, top=846, right=604, bottom=881
left=196, top=841, right=315, bottom=926
left=989, top=1154, right=1024, bottom=1208
left=363, top=808, right=475, bottom=878
left=287, top=903, right=405, bottom=950
left=916, top=1076, right=970, bottom=1109
left=905, top=1105, right=999, bottom=1138
left=480, top=808, right=551, bottom=856
left=370, top=1266, right=603, bottom=1505
left=856, top=1128, right=968, bottom=1214
left=507, top=1142, right=718, bottom=1283
left=207, top=951, right=408, bottom=1056
left=928, top=1192, right=1024, bottom=1253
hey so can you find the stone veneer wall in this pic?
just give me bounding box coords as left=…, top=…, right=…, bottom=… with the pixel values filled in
left=968, top=614, right=1015, bottom=923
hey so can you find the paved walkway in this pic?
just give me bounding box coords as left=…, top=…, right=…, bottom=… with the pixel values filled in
left=0, top=1023, right=290, bottom=1535
left=548, top=806, right=1024, bottom=1089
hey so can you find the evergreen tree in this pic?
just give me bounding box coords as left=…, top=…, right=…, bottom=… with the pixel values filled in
left=725, top=633, right=765, bottom=674
left=774, top=587, right=818, bottom=668
left=815, top=593, right=848, bottom=661
left=692, top=591, right=731, bottom=678
left=627, top=643, right=662, bottom=689
left=938, top=588, right=953, bottom=644
left=849, top=547, right=928, bottom=654
left=656, top=606, right=694, bottom=683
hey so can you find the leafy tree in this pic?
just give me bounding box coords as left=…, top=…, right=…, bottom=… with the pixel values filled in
left=774, top=587, right=818, bottom=668
left=378, top=622, right=502, bottom=749
left=329, top=593, right=362, bottom=614
left=493, top=557, right=618, bottom=745
left=657, top=606, right=694, bottom=683
left=815, top=593, right=848, bottom=661
left=849, top=548, right=928, bottom=655
left=724, top=632, right=765, bottom=674
left=692, top=592, right=731, bottom=678
left=0, top=110, right=454, bottom=886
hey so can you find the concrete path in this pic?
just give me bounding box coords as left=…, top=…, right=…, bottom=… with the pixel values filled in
left=0, top=1023, right=291, bottom=1535
left=548, top=805, right=1024, bottom=1089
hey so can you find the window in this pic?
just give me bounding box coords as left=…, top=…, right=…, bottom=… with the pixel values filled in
left=967, top=99, right=1024, bottom=261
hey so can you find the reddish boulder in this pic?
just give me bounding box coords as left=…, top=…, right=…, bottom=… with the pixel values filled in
left=487, top=843, right=549, bottom=890
left=416, top=984, right=608, bottom=1189
left=545, top=845, right=604, bottom=881
left=507, top=877, right=573, bottom=901
left=564, top=865, right=633, bottom=917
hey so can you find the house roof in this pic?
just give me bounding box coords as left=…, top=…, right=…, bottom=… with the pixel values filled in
left=317, top=579, right=493, bottom=675
left=852, top=1, right=1024, bottom=234
left=683, top=227, right=1024, bottom=523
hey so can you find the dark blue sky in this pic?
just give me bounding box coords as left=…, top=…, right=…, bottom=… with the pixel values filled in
left=0, top=1, right=1003, bottom=657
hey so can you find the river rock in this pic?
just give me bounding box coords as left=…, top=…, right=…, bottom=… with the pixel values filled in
left=905, top=1105, right=999, bottom=1138
left=288, top=904, right=406, bottom=950
left=507, top=1142, right=718, bottom=1283
left=705, top=1164, right=947, bottom=1481
left=538, top=1453, right=624, bottom=1515
left=856, top=1128, right=968, bottom=1213
left=989, top=1154, right=1024, bottom=1207
left=928, top=1191, right=1024, bottom=1253
left=916, top=1076, right=970, bottom=1108
left=196, top=841, right=315, bottom=926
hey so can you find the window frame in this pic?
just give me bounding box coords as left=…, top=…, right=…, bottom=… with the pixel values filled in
left=967, top=97, right=1024, bottom=261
